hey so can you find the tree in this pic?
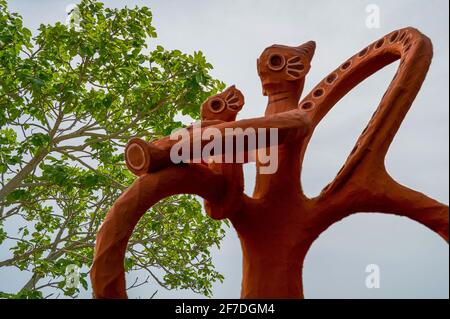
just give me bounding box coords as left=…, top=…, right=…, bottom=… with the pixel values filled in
left=0, top=0, right=226, bottom=298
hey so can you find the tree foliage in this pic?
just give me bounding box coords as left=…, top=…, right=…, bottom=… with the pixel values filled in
left=0, top=0, right=226, bottom=298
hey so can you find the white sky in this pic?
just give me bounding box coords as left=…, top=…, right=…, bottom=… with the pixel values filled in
left=3, top=0, right=449, bottom=298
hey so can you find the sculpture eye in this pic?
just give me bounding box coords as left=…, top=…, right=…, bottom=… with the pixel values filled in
left=267, top=53, right=286, bottom=71
left=208, top=98, right=226, bottom=113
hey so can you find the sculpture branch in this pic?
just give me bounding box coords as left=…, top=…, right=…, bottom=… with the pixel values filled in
left=125, top=110, right=310, bottom=175
left=301, top=28, right=448, bottom=242
left=303, top=28, right=434, bottom=195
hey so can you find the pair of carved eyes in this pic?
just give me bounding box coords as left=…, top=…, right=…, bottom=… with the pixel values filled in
left=208, top=92, right=242, bottom=114
left=267, top=54, right=305, bottom=80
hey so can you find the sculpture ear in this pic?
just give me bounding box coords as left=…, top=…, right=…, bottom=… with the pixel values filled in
left=297, top=41, right=316, bottom=62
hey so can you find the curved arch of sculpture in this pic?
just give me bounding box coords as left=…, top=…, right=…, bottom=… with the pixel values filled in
left=91, top=27, right=448, bottom=299
left=90, top=165, right=229, bottom=298
left=298, top=27, right=448, bottom=241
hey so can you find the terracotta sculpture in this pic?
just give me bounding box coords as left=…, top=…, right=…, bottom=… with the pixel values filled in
left=90, top=27, right=449, bottom=299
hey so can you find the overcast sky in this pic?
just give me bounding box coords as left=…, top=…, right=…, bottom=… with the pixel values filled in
left=3, top=0, right=449, bottom=298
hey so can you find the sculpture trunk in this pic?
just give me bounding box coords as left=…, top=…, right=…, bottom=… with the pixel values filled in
left=239, top=234, right=309, bottom=299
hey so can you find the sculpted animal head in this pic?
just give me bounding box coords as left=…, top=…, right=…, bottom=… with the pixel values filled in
left=257, top=41, right=316, bottom=96
left=201, top=85, right=245, bottom=121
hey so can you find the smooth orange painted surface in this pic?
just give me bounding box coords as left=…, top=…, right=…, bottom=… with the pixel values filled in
left=91, top=27, right=449, bottom=299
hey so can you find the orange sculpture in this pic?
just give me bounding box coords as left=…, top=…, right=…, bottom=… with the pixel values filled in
left=90, top=27, right=449, bottom=299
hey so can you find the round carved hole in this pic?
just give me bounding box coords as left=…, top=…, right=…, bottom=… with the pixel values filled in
left=268, top=53, right=286, bottom=71
left=313, top=88, right=324, bottom=98
left=127, top=143, right=146, bottom=171
left=270, top=55, right=283, bottom=66
left=301, top=101, right=315, bottom=111
left=358, top=47, right=368, bottom=58
left=390, top=31, right=399, bottom=42
left=209, top=98, right=225, bottom=113
left=326, top=73, right=337, bottom=84
left=375, top=38, right=385, bottom=49
left=341, top=60, right=352, bottom=70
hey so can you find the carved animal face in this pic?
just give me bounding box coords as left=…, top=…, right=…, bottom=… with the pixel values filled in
left=201, top=85, right=245, bottom=121
left=257, top=41, right=316, bottom=96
